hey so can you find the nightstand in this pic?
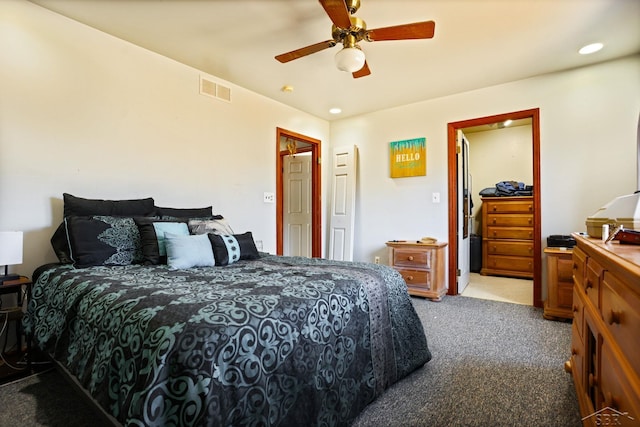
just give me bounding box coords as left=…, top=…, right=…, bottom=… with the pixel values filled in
left=386, top=241, right=447, bottom=301
left=543, top=248, right=573, bottom=320
left=0, top=276, right=32, bottom=367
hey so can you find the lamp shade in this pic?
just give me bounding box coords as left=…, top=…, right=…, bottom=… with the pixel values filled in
left=0, top=231, right=23, bottom=266
left=335, top=47, right=365, bottom=73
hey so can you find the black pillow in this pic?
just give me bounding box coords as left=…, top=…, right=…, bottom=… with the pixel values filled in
left=134, top=218, right=189, bottom=265
left=155, top=206, right=213, bottom=218
left=51, top=194, right=156, bottom=263
left=208, top=232, right=260, bottom=266
left=65, top=216, right=143, bottom=268
left=63, top=193, right=155, bottom=217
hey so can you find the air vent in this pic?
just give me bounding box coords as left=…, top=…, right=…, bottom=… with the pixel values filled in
left=199, top=76, right=231, bottom=103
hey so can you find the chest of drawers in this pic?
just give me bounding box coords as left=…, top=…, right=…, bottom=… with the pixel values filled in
left=480, top=196, right=534, bottom=278
left=566, top=235, right=640, bottom=425
left=386, top=241, right=447, bottom=301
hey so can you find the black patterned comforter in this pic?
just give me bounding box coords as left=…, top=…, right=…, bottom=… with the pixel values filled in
left=24, top=254, right=431, bottom=426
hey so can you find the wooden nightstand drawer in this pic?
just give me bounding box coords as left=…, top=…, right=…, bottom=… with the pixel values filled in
left=397, top=269, right=431, bottom=289
left=486, top=240, right=533, bottom=256
left=486, top=214, right=533, bottom=227
left=393, top=248, right=431, bottom=269
left=486, top=226, right=533, bottom=240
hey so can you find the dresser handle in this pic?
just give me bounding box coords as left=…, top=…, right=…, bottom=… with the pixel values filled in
left=528, top=205, right=532, bottom=212
left=492, top=206, right=497, bottom=211
left=527, top=218, right=532, bottom=224
left=608, top=310, right=622, bottom=325
left=407, top=256, right=414, bottom=261
left=588, top=373, right=597, bottom=388
left=572, top=305, right=578, bottom=313
left=406, top=275, right=414, bottom=281
left=492, top=218, right=497, bottom=224
left=585, top=280, right=593, bottom=290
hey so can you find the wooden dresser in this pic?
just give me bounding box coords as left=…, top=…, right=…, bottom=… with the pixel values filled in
left=543, top=247, right=574, bottom=320
left=566, top=234, right=640, bottom=426
left=480, top=196, right=534, bottom=278
left=386, top=241, right=447, bottom=301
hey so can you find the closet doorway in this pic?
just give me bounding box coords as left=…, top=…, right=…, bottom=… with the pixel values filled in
left=446, top=109, right=542, bottom=307
left=276, top=128, right=322, bottom=258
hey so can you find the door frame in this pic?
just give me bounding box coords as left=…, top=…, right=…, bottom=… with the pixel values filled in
left=276, top=127, right=321, bottom=257
left=446, top=108, right=542, bottom=307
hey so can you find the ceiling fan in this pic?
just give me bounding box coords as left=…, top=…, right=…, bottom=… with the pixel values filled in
left=275, top=0, right=435, bottom=78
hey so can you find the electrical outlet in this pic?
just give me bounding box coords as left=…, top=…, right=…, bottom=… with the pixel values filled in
left=374, top=256, right=380, bottom=264
left=432, top=192, right=440, bottom=203
left=263, top=192, right=275, bottom=203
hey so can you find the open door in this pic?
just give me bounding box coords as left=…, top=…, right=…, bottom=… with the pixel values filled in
left=283, top=153, right=312, bottom=257
left=457, top=130, right=471, bottom=294
left=276, top=128, right=321, bottom=258
left=328, top=146, right=358, bottom=261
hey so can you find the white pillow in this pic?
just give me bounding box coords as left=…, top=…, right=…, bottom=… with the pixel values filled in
left=164, top=233, right=215, bottom=270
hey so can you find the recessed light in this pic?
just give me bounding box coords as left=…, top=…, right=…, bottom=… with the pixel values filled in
left=329, top=108, right=342, bottom=114
left=579, top=43, right=603, bottom=55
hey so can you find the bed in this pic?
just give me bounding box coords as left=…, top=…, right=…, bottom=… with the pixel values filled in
left=23, top=194, right=431, bottom=426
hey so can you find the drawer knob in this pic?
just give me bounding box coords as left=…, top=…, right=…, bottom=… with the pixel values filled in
left=492, top=218, right=497, bottom=224
left=572, top=305, right=578, bottom=313
left=406, top=275, right=414, bottom=281
left=588, top=373, right=597, bottom=387
left=407, top=256, right=414, bottom=261
left=608, top=310, right=622, bottom=325
left=585, top=280, right=593, bottom=289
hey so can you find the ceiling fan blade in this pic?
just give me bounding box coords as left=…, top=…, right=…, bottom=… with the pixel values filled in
left=352, top=61, right=371, bottom=78
left=319, top=0, right=352, bottom=29
left=367, top=20, right=435, bottom=41
left=275, top=40, right=336, bottom=63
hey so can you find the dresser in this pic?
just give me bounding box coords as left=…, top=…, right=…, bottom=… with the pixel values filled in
left=565, top=234, right=640, bottom=425
left=386, top=241, right=447, bottom=301
left=480, top=196, right=534, bottom=278
left=543, top=247, right=574, bottom=320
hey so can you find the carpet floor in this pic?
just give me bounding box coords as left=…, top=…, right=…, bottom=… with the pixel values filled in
left=0, top=295, right=581, bottom=426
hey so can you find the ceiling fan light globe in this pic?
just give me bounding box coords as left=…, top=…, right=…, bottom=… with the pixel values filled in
left=335, top=47, right=365, bottom=73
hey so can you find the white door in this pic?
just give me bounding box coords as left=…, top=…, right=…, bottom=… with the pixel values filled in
left=457, top=130, right=471, bottom=293
left=328, top=146, right=358, bottom=261
left=283, top=153, right=312, bottom=257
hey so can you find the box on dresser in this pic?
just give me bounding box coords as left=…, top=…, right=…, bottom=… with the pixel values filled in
left=565, top=233, right=640, bottom=426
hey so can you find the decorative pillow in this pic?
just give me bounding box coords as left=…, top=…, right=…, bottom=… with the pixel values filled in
left=208, top=232, right=259, bottom=266
left=52, top=194, right=155, bottom=263
left=134, top=218, right=189, bottom=265
left=65, top=216, right=143, bottom=268
left=63, top=193, right=155, bottom=217
left=164, top=233, right=215, bottom=270
left=155, top=206, right=213, bottom=218
left=188, top=217, right=234, bottom=236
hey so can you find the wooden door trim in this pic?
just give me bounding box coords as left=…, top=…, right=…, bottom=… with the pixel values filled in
left=447, top=108, right=542, bottom=307
left=276, top=127, right=321, bottom=258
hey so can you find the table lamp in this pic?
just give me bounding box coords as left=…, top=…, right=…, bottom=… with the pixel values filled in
left=0, top=231, right=23, bottom=284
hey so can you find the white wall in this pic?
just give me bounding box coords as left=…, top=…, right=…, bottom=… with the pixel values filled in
left=466, top=125, right=533, bottom=233
left=331, top=55, right=640, bottom=275
left=0, top=0, right=330, bottom=277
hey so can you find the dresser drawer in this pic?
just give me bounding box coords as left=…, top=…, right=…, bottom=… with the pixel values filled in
left=600, top=342, right=640, bottom=425
left=484, top=199, right=533, bottom=214
left=393, top=248, right=432, bottom=269
left=572, top=246, right=587, bottom=290
left=486, top=226, right=533, bottom=240
left=486, top=240, right=533, bottom=256
left=486, top=214, right=533, bottom=227
left=601, top=271, right=640, bottom=376
left=397, top=269, right=431, bottom=289
left=485, top=255, right=533, bottom=273
left=585, top=257, right=603, bottom=310
left=570, top=321, right=585, bottom=388
left=572, top=287, right=585, bottom=336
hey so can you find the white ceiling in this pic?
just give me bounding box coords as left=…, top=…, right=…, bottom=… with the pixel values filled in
left=28, top=0, right=640, bottom=121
